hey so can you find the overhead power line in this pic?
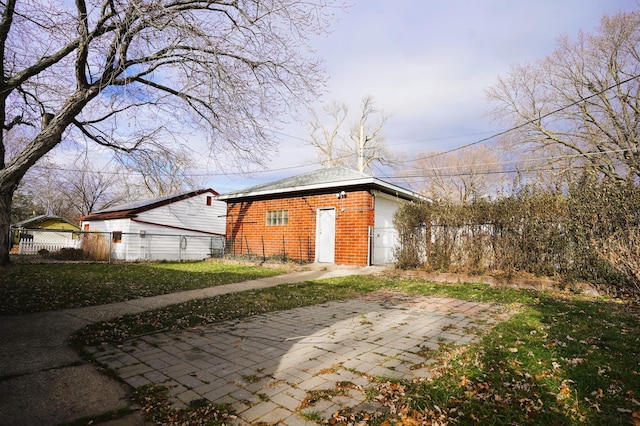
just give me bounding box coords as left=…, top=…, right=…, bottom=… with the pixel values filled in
left=25, top=72, right=640, bottom=182
left=403, top=72, right=640, bottom=164
left=381, top=149, right=640, bottom=184
left=263, top=71, right=640, bottom=173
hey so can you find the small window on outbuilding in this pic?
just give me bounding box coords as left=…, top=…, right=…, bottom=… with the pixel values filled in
left=266, top=210, right=288, bottom=226
left=112, top=231, right=122, bottom=243
left=206, top=196, right=213, bottom=206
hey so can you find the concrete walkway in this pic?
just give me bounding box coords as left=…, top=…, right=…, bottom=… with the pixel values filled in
left=0, top=265, right=376, bottom=426
left=0, top=265, right=507, bottom=425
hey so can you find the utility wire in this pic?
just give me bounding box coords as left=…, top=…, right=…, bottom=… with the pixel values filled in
left=261, top=72, right=640, bottom=173
left=26, top=73, right=640, bottom=181
left=28, top=146, right=636, bottom=181
left=398, top=147, right=635, bottom=174
left=402, top=72, right=640, bottom=164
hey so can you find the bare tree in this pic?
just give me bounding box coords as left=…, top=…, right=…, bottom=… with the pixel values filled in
left=11, top=155, right=127, bottom=221
left=0, top=0, right=342, bottom=265
left=408, top=145, right=505, bottom=203
left=350, top=95, right=391, bottom=173
left=486, top=9, right=640, bottom=183
left=120, top=146, right=203, bottom=197
left=308, top=101, right=349, bottom=167
left=22, top=160, right=69, bottom=217
left=61, top=156, right=128, bottom=216
left=10, top=191, right=42, bottom=223
left=307, top=95, right=392, bottom=173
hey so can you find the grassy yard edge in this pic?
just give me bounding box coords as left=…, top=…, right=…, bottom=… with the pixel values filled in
left=70, top=274, right=640, bottom=425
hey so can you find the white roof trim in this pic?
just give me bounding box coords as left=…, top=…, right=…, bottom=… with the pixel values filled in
left=218, top=176, right=427, bottom=201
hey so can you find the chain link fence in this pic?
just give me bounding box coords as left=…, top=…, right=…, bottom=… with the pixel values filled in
left=12, top=228, right=396, bottom=265
left=225, top=234, right=314, bottom=263
left=10, top=228, right=225, bottom=262
left=225, top=228, right=396, bottom=265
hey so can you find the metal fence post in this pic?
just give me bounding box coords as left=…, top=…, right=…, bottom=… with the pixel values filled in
left=282, top=235, right=286, bottom=261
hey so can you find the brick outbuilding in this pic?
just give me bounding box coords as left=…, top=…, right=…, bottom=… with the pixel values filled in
left=217, top=167, right=425, bottom=266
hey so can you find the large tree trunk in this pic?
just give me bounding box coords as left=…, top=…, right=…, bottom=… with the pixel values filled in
left=0, top=0, right=336, bottom=269
left=0, top=188, right=13, bottom=266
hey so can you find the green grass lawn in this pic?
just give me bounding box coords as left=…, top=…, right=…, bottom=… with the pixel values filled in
left=72, top=273, right=640, bottom=425
left=4, top=261, right=637, bottom=425
left=0, top=260, right=286, bottom=314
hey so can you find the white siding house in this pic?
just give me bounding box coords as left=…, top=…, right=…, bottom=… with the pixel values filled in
left=79, top=189, right=226, bottom=261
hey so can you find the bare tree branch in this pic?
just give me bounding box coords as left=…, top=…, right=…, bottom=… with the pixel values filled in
left=487, top=10, right=640, bottom=182
left=350, top=95, right=392, bottom=173
left=308, top=101, right=348, bottom=167
left=0, top=0, right=346, bottom=264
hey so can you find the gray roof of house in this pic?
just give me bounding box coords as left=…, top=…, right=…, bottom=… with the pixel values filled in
left=79, top=188, right=218, bottom=221
left=217, top=166, right=426, bottom=201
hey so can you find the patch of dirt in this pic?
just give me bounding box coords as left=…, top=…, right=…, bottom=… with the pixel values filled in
left=208, top=256, right=311, bottom=272
left=382, top=268, right=604, bottom=296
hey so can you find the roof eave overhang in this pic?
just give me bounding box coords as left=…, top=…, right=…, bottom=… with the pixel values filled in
left=218, top=177, right=427, bottom=202
left=79, top=188, right=219, bottom=221
left=78, top=211, right=138, bottom=222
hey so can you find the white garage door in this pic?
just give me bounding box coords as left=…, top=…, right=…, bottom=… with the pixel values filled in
left=372, top=194, right=401, bottom=265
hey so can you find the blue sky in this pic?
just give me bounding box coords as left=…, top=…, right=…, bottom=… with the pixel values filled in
left=208, top=0, right=639, bottom=194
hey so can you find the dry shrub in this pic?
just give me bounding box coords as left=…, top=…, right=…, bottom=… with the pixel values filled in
left=568, top=175, right=640, bottom=293
left=81, top=233, right=110, bottom=261
left=49, top=248, right=92, bottom=261
left=596, top=229, right=640, bottom=293
left=393, top=202, right=430, bottom=269
left=394, top=189, right=571, bottom=278
left=393, top=181, right=639, bottom=294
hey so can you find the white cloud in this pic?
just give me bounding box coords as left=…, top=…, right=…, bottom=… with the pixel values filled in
left=204, top=0, right=640, bottom=190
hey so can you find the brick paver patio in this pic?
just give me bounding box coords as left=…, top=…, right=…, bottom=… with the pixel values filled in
left=90, top=291, right=506, bottom=425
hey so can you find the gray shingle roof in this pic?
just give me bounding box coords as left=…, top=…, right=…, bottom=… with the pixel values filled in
left=218, top=166, right=425, bottom=201
left=79, top=188, right=218, bottom=221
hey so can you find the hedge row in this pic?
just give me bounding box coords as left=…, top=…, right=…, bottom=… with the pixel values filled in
left=394, top=176, right=639, bottom=294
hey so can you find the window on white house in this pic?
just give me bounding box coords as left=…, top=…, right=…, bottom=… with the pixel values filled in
left=112, top=231, right=122, bottom=243
left=266, top=210, right=288, bottom=226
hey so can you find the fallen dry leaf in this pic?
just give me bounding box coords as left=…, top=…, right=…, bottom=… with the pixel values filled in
left=401, top=416, right=421, bottom=426
left=459, top=375, right=470, bottom=387
left=558, top=380, right=572, bottom=398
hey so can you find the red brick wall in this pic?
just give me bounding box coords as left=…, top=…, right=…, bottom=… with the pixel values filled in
left=225, top=190, right=375, bottom=266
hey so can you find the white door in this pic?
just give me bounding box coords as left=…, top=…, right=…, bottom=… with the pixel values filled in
left=373, top=195, right=401, bottom=265
left=316, top=208, right=335, bottom=263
